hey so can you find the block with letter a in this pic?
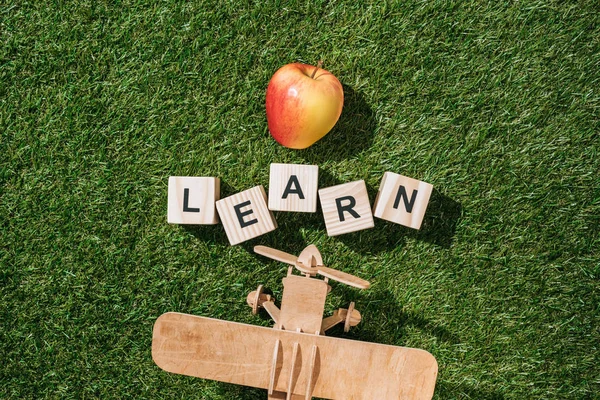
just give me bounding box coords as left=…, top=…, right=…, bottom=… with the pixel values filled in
left=216, top=185, right=278, bottom=246
left=167, top=176, right=220, bottom=225
left=268, top=163, right=319, bottom=213
left=318, top=180, right=375, bottom=236
left=373, top=172, right=433, bottom=230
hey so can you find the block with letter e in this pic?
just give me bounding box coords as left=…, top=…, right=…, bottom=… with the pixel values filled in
left=268, top=163, right=319, bottom=212
left=167, top=176, right=220, bottom=225
left=216, top=185, right=278, bottom=245
left=373, top=172, right=433, bottom=230
left=318, top=180, right=375, bottom=236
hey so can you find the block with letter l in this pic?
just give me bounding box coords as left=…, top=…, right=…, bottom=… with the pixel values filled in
left=318, top=180, right=375, bottom=236
left=167, top=176, right=220, bottom=225
left=373, top=172, right=433, bottom=230
left=216, top=185, right=278, bottom=245
left=268, top=163, right=319, bottom=213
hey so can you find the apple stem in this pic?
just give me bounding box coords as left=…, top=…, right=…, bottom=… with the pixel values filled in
left=310, top=60, right=324, bottom=79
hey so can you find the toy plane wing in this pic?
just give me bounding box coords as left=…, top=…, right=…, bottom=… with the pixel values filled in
left=152, top=312, right=438, bottom=399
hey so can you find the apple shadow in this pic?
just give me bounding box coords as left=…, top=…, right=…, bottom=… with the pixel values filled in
left=301, top=84, right=376, bottom=163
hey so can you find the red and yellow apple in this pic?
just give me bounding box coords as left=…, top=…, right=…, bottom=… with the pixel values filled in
left=265, top=62, right=344, bottom=149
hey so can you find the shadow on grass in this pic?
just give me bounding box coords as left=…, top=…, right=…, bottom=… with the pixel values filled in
left=300, top=84, right=376, bottom=163
left=435, top=381, right=506, bottom=399
left=326, top=172, right=463, bottom=254
left=182, top=223, right=229, bottom=245
left=342, top=187, right=463, bottom=253
left=328, top=288, right=508, bottom=400
left=214, top=378, right=506, bottom=400
left=182, top=169, right=461, bottom=254
left=330, top=287, right=460, bottom=346
left=238, top=209, right=327, bottom=262
left=211, top=286, right=464, bottom=399
left=181, top=179, right=245, bottom=245
left=214, top=384, right=266, bottom=399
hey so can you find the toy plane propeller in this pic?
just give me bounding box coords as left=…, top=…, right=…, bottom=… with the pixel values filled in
left=152, top=244, right=438, bottom=400
left=254, top=244, right=370, bottom=289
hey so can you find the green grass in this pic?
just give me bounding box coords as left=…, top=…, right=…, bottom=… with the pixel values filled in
left=1, top=1, right=599, bottom=398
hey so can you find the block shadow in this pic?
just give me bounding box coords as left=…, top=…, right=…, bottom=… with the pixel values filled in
left=239, top=209, right=327, bottom=263
left=300, top=85, right=376, bottom=163
left=320, top=170, right=463, bottom=254
left=181, top=179, right=238, bottom=245
left=412, top=187, right=463, bottom=248
left=182, top=170, right=462, bottom=255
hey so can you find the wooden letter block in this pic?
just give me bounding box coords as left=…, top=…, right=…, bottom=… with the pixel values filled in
left=318, top=180, right=374, bottom=236
left=268, top=163, right=319, bottom=213
left=373, top=172, right=433, bottom=230
left=167, top=176, right=220, bottom=225
left=216, top=185, right=278, bottom=245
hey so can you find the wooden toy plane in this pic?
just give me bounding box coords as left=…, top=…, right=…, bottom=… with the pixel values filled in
left=152, top=245, right=438, bottom=400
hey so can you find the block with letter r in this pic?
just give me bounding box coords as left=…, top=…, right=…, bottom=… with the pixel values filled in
left=373, top=172, right=433, bottom=230
left=318, top=180, right=375, bottom=236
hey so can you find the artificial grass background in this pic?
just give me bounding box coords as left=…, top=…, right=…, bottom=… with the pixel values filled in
left=1, top=1, right=598, bottom=399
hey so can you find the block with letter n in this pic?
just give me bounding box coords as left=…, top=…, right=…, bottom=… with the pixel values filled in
left=373, top=172, right=433, bottom=230
left=318, top=180, right=375, bottom=236
left=268, top=163, right=319, bottom=213
left=167, top=176, right=220, bottom=225
left=216, top=185, right=278, bottom=246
